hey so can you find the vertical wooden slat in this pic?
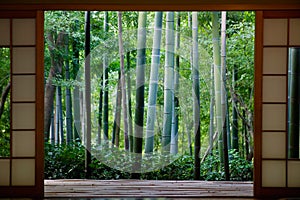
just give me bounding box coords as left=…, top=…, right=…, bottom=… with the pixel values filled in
left=9, top=17, right=13, bottom=188
left=285, top=17, right=289, bottom=189
left=35, top=10, right=44, bottom=198
left=254, top=10, right=263, bottom=198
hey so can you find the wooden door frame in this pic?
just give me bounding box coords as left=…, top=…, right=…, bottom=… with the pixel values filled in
left=0, top=10, right=44, bottom=198
left=254, top=10, right=300, bottom=198
left=0, top=1, right=300, bottom=198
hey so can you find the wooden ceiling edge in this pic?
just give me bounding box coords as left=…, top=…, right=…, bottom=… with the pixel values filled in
left=0, top=4, right=300, bottom=11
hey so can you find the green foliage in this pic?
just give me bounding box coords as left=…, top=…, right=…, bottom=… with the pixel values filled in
left=0, top=91, right=10, bottom=157
left=45, top=143, right=252, bottom=181
left=90, top=161, right=131, bottom=180
left=0, top=129, right=10, bottom=157
left=45, top=142, right=130, bottom=179
left=228, top=150, right=253, bottom=181
left=227, top=11, right=255, bottom=109
left=0, top=48, right=10, bottom=157
left=201, top=152, right=223, bottom=181
left=142, top=155, right=194, bottom=180
left=45, top=142, right=86, bottom=179
left=201, top=150, right=253, bottom=181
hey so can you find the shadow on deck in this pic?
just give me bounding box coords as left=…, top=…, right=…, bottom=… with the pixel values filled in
left=45, top=179, right=253, bottom=198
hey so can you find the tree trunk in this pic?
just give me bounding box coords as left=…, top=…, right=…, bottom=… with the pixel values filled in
left=57, top=86, right=64, bottom=144
left=97, top=76, right=103, bottom=145
left=232, top=65, right=239, bottom=151
left=221, top=11, right=230, bottom=180
left=182, top=115, right=193, bottom=156
left=187, top=12, right=193, bottom=157
left=72, top=19, right=81, bottom=143
left=44, top=32, right=65, bottom=142
left=162, top=11, right=175, bottom=154
left=212, top=12, right=223, bottom=164
left=170, top=12, right=180, bottom=155
left=126, top=52, right=134, bottom=152
left=241, top=115, right=245, bottom=158
left=65, top=35, right=73, bottom=144
left=112, top=72, right=121, bottom=148
left=243, top=110, right=249, bottom=159
left=145, top=11, right=163, bottom=153
left=80, top=88, right=85, bottom=142
left=209, top=65, right=215, bottom=155
left=50, top=109, right=55, bottom=145
left=132, top=11, right=147, bottom=178
left=73, top=86, right=81, bottom=142
left=117, top=11, right=129, bottom=150
left=192, top=11, right=201, bottom=180
left=55, top=88, right=59, bottom=144
left=103, top=11, right=109, bottom=141
left=226, top=103, right=231, bottom=150
left=84, top=11, right=92, bottom=179
left=0, top=83, right=10, bottom=120
left=201, top=131, right=218, bottom=163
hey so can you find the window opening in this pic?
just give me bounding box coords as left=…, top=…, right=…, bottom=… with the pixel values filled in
left=43, top=11, right=255, bottom=182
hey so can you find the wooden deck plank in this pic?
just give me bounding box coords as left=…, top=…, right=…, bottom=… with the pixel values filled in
left=45, top=179, right=253, bottom=198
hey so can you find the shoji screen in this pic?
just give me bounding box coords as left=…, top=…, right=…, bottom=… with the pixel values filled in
left=255, top=11, right=300, bottom=197
left=0, top=11, right=44, bottom=198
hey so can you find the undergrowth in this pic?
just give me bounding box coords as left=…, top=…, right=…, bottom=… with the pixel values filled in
left=45, top=142, right=253, bottom=181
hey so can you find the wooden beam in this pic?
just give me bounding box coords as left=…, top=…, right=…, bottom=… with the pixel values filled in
left=0, top=0, right=299, bottom=5
left=0, top=0, right=300, bottom=10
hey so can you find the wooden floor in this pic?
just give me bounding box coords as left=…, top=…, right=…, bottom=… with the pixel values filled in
left=45, top=179, right=253, bottom=198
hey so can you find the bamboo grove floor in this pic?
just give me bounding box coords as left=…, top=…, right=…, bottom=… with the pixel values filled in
left=45, top=179, right=253, bottom=198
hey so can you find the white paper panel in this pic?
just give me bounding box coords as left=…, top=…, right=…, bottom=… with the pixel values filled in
left=12, top=131, right=35, bottom=157
left=12, top=19, right=36, bottom=45
left=0, top=160, right=10, bottom=186
left=12, top=75, right=36, bottom=101
left=264, top=19, right=287, bottom=45
left=263, top=48, right=287, bottom=74
left=263, top=76, right=286, bottom=102
left=262, top=104, right=286, bottom=131
left=262, top=160, right=286, bottom=187
left=12, top=47, right=36, bottom=74
left=12, top=103, right=35, bottom=129
left=262, top=132, right=286, bottom=158
left=0, top=19, right=10, bottom=46
left=12, top=159, right=35, bottom=186
left=289, top=19, right=300, bottom=45
left=288, top=161, right=300, bottom=187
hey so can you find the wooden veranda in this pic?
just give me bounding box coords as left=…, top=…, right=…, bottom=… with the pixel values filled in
left=45, top=179, right=253, bottom=198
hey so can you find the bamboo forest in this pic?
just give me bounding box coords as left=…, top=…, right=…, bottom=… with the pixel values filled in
left=0, top=11, right=297, bottom=181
